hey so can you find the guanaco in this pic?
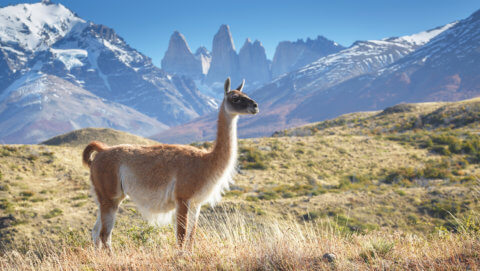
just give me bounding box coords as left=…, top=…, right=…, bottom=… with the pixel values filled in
left=82, top=77, right=259, bottom=250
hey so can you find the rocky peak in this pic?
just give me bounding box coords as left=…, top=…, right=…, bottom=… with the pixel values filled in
left=205, top=24, right=239, bottom=84
left=239, top=38, right=270, bottom=84
left=161, top=30, right=203, bottom=78
left=271, top=35, right=345, bottom=78
left=195, top=46, right=211, bottom=57
left=169, top=31, right=194, bottom=55
left=214, top=24, right=236, bottom=51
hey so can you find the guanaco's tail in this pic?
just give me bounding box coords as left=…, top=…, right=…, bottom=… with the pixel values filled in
left=82, top=141, right=107, bottom=167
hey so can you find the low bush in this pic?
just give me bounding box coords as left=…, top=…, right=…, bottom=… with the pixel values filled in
left=238, top=147, right=268, bottom=170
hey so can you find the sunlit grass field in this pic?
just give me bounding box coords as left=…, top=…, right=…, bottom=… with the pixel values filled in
left=1, top=98, right=480, bottom=270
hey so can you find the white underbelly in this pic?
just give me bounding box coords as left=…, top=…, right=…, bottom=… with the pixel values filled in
left=119, top=165, right=176, bottom=215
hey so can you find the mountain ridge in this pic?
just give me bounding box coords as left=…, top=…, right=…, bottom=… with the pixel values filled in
left=152, top=20, right=465, bottom=143
left=0, top=1, right=216, bottom=143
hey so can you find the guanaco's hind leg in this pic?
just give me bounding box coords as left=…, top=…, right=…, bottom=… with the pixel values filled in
left=91, top=186, right=123, bottom=251
left=92, top=209, right=102, bottom=248
left=175, top=199, right=189, bottom=248
left=98, top=199, right=122, bottom=252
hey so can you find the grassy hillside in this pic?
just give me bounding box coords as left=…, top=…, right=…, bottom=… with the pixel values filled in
left=1, top=98, right=479, bottom=270
left=41, top=127, right=159, bottom=147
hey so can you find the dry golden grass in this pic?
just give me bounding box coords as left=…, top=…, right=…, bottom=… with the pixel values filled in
left=1, top=98, right=480, bottom=270
left=0, top=208, right=479, bottom=270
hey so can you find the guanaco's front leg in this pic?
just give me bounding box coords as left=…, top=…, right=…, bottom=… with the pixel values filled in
left=185, top=203, right=201, bottom=250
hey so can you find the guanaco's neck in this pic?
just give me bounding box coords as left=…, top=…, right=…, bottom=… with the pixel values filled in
left=209, top=100, right=238, bottom=168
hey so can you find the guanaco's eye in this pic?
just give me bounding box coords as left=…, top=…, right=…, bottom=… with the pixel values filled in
left=232, top=95, right=240, bottom=103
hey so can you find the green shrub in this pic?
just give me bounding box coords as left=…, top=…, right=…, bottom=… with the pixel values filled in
left=19, top=191, right=34, bottom=198
left=282, top=191, right=295, bottom=198
left=384, top=167, right=417, bottom=185
left=27, top=154, right=38, bottom=161
left=224, top=190, right=243, bottom=198
left=127, top=225, right=158, bottom=246
left=431, top=145, right=451, bottom=156
left=44, top=208, right=63, bottom=219
left=423, top=161, right=452, bottom=179
left=72, top=194, right=89, bottom=200
left=301, top=211, right=322, bottom=221
left=418, top=199, right=465, bottom=219
left=360, top=239, right=395, bottom=262
left=0, top=199, right=14, bottom=212
left=257, top=191, right=279, bottom=200
left=238, top=147, right=268, bottom=170
left=406, top=214, right=418, bottom=225
left=0, top=183, right=9, bottom=191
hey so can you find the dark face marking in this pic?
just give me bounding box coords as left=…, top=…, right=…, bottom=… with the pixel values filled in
left=226, top=90, right=259, bottom=115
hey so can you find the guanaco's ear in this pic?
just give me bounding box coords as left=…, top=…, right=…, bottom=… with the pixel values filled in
left=236, top=79, right=245, bottom=92
left=224, top=77, right=231, bottom=94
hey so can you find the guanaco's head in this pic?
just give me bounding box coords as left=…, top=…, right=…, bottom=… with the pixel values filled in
left=223, top=77, right=259, bottom=115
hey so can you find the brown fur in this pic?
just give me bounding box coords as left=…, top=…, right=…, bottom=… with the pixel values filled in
left=82, top=141, right=107, bottom=167
left=84, top=78, right=258, bottom=251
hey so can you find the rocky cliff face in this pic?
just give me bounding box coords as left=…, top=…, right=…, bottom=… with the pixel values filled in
left=195, top=46, right=211, bottom=75
left=271, top=36, right=345, bottom=78
left=163, top=26, right=346, bottom=95
left=161, top=31, right=203, bottom=79
left=238, top=39, right=270, bottom=85
left=205, top=24, right=240, bottom=84
left=153, top=20, right=461, bottom=143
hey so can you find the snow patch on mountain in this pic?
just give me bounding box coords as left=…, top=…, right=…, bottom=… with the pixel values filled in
left=0, top=2, right=85, bottom=51
left=277, top=23, right=457, bottom=94
left=50, top=48, right=87, bottom=70
left=386, top=22, right=457, bottom=46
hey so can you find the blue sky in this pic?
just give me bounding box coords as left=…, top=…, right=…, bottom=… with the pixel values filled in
left=2, top=0, right=479, bottom=65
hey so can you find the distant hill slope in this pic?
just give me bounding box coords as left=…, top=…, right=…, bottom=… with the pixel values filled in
left=41, top=127, right=159, bottom=147
left=277, top=97, right=480, bottom=137
left=0, top=74, right=168, bottom=144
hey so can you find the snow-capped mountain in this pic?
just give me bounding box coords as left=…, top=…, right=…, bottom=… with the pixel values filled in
left=0, top=73, right=167, bottom=144
left=253, top=22, right=456, bottom=107
left=0, top=2, right=84, bottom=90
left=293, top=10, right=480, bottom=123
left=153, top=21, right=459, bottom=143
left=369, top=11, right=480, bottom=100
left=0, top=1, right=216, bottom=143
